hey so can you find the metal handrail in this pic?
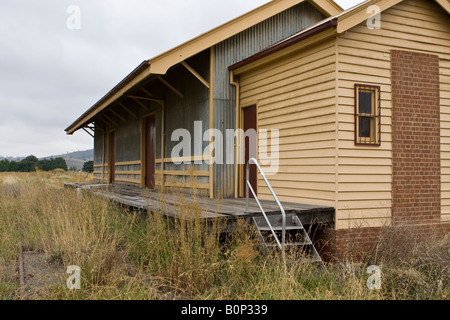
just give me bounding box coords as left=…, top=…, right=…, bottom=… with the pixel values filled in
left=245, top=158, right=286, bottom=257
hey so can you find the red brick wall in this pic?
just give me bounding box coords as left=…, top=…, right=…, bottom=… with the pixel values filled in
left=316, top=223, right=450, bottom=262
left=316, top=50, right=447, bottom=261
left=391, top=50, right=441, bottom=225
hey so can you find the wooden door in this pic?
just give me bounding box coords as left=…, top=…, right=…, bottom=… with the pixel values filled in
left=243, top=105, right=257, bottom=197
left=145, top=115, right=156, bottom=189
left=108, top=131, right=116, bottom=184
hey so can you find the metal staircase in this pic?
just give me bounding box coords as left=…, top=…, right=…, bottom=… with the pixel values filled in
left=245, top=158, right=327, bottom=272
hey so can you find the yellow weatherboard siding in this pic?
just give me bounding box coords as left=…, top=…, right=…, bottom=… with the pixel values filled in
left=238, top=38, right=338, bottom=208
left=336, top=0, right=450, bottom=229
left=236, top=0, right=450, bottom=230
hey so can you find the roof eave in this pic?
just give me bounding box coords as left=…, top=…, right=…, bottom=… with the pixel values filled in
left=65, top=0, right=344, bottom=135
left=434, top=0, right=450, bottom=15
left=308, top=0, right=343, bottom=16
left=336, top=0, right=449, bottom=34
left=65, top=60, right=150, bottom=135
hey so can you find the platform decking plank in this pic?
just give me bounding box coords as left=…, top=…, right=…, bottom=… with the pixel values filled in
left=64, top=183, right=334, bottom=225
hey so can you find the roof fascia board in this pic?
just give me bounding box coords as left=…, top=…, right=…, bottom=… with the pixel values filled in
left=336, top=0, right=449, bottom=34
left=65, top=61, right=151, bottom=134
left=308, top=0, right=343, bottom=16
left=337, top=0, right=402, bottom=33
left=435, top=0, right=450, bottom=14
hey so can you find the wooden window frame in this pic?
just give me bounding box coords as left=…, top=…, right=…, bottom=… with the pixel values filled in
left=354, top=84, right=381, bottom=146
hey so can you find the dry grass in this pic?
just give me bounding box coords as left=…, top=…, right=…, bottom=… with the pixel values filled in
left=0, top=171, right=448, bottom=300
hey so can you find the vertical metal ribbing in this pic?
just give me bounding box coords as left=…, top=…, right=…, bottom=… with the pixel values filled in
left=212, top=2, right=325, bottom=198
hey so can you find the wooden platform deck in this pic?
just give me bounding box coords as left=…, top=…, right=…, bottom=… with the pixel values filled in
left=64, top=183, right=335, bottom=228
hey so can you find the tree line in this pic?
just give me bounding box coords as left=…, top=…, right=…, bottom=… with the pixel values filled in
left=0, top=155, right=68, bottom=172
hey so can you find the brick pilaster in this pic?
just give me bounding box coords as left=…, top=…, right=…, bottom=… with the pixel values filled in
left=391, top=50, right=441, bottom=225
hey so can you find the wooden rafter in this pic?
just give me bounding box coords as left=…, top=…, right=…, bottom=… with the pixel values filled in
left=131, top=97, right=150, bottom=110
left=119, top=103, right=138, bottom=119
left=98, top=116, right=112, bottom=127
left=181, top=61, right=210, bottom=88
left=82, top=127, right=94, bottom=138
left=128, top=95, right=164, bottom=106
left=140, top=87, right=154, bottom=97
left=140, top=88, right=165, bottom=107
left=157, top=76, right=184, bottom=98
left=110, top=108, right=127, bottom=122
left=102, top=113, right=117, bottom=126
left=84, top=124, right=95, bottom=132
left=93, top=120, right=106, bottom=132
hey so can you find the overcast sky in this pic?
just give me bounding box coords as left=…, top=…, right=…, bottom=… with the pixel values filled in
left=0, top=0, right=363, bottom=158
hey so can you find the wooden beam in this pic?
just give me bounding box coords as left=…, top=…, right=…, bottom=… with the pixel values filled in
left=115, top=171, right=142, bottom=175
left=98, top=115, right=113, bottom=127
left=140, top=87, right=154, bottom=98
left=110, top=109, right=127, bottom=122
left=131, top=97, right=150, bottom=110
left=118, top=103, right=138, bottom=119
left=158, top=155, right=210, bottom=164
left=115, top=178, right=141, bottom=185
left=157, top=76, right=184, bottom=98
left=128, top=95, right=164, bottom=104
left=93, top=122, right=105, bottom=132
left=181, top=61, right=210, bottom=89
left=102, top=113, right=117, bottom=126
left=140, top=88, right=165, bottom=107
left=115, top=160, right=142, bottom=166
left=156, top=170, right=210, bottom=177
left=82, top=127, right=94, bottom=138
left=84, top=125, right=95, bottom=134
left=159, top=181, right=210, bottom=190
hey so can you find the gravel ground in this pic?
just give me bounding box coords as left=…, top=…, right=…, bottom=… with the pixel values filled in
left=21, top=251, right=65, bottom=299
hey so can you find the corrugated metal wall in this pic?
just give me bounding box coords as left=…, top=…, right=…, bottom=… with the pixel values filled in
left=93, top=128, right=105, bottom=181
left=115, top=115, right=143, bottom=163
left=212, top=1, right=325, bottom=198
left=93, top=129, right=104, bottom=166
left=161, top=50, right=211, bottom=188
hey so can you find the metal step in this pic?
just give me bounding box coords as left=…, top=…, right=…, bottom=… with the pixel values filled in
left=253, top=212, right=328, bottom=274
left=244, top=158, right=327, bottom=274
left=257, top=225, right=303, bottom=231
left=253, top=213, right=303, bottom=231
left=286, top=255, right=323, bottom=264
left=266, top=240, right=312, bottom=247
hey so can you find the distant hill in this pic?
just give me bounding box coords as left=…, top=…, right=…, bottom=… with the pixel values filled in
left=0, top=149, right=94, bottom=170
left=41, top=149, right=94, bottom=170
left=0, top=156, right=24, bottom=162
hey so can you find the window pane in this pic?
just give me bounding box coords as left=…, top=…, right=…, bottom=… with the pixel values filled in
left=359, top=116, right=371, bottom=138
left=359, top=91, right=373, bottom=114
